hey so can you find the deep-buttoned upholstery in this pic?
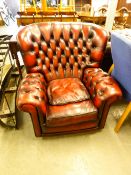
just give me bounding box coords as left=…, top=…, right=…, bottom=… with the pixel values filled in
left=16, top=22, right=122, bottom=136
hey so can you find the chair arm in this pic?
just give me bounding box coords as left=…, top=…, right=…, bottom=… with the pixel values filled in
left=83, top=68, right=122, bottom=108
left=16, top=73, right=47, bottom=115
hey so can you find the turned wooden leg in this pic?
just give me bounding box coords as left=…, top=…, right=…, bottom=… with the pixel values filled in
left=115, top=102, right=131, bottom=133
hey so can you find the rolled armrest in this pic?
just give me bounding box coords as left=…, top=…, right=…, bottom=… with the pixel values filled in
left=83, top=68, right=122, bottom=108
left=17, top=73, right=47, bottom=115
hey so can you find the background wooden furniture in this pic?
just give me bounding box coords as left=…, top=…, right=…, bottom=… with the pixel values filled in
left=114, top=7, right=129, bottom=29
left=9, top=34, right=23, bottom=79
left=0, top=35, right=21, bottom=128
left=16, top=11, right=78, bottom=26
left=78, top=15, right=106, bottom=25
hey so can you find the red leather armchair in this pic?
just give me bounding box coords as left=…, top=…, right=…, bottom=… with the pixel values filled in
left=16, top=22, right=122, bottom=137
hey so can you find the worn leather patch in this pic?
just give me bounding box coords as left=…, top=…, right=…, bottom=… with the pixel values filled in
left=47, top=78, right=90, bottom=105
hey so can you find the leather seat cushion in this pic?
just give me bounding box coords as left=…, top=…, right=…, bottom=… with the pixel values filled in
left=46, top=100, right=98, bottom=127
left=47, top=78, right=90, bottom=105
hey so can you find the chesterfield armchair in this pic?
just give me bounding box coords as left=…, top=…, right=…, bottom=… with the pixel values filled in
left=16, top=22, right=122, bottom=137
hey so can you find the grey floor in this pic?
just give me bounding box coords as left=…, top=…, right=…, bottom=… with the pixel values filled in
left=0, top=100, right=131, bottom=175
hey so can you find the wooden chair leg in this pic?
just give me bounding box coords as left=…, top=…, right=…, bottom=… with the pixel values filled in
left=108, top=64, right=114, bottom=75
left=115, top=102, right=131, bottom=133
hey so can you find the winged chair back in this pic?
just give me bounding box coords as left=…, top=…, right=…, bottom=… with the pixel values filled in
left=17, top=22, right=107, bottom=82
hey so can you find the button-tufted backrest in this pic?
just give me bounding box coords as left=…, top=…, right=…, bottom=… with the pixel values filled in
left=17, top=22, right=108, bottom=82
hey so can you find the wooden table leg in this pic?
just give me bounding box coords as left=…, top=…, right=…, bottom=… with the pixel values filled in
left=9, top=41, right=23, bottom=79
left=115, top=102, right=131, bottom=132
